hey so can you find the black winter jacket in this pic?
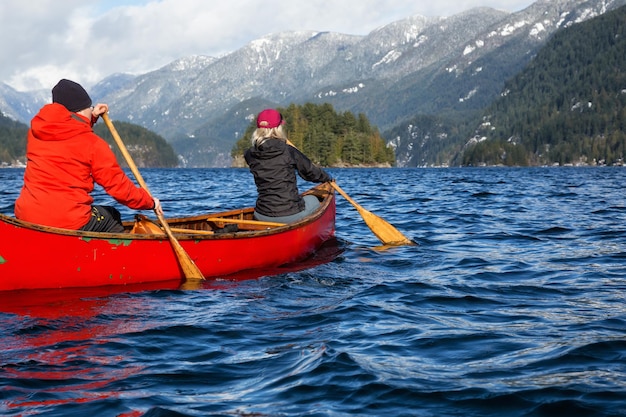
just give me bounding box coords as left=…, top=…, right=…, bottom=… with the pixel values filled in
left=244, top=138, right=331, bottom=217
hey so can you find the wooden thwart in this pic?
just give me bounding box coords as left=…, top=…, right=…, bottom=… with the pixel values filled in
left=206, top=217, right=286, bottom=228
left=131, top=216, right=284, bottom=236
left=170, top=227, right=215, bottom=235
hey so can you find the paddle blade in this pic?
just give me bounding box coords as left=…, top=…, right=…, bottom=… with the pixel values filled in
left=103, top=113, right=205, bottom=283
left=329, top=182, right=414, bottom=246
left=170, top=239, right=205, bottom=280
left=158, top=212, right=205, bottom=281
left=358, top=207, right=415, bottom=246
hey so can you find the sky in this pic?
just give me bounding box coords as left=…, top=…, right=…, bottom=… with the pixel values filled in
left=0, top=0, right=535, bottom=92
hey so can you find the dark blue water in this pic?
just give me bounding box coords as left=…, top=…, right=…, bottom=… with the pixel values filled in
left=2, top=167, right=626, bottom=417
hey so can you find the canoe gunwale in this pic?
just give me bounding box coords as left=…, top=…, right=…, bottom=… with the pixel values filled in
left=0, top=183, right=334, bottom=241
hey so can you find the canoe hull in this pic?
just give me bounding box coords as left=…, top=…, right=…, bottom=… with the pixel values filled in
left=0, top=184, right=335, bottom=291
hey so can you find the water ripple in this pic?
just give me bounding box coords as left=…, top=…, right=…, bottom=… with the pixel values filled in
left=3, top=167, right=626, bottom=416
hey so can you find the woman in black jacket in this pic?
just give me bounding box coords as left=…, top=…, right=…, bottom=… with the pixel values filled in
left=244, top=108, right=332, bottom=223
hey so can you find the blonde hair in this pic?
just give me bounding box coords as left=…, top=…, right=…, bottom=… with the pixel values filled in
left=251, top=125, right=288, bottom=148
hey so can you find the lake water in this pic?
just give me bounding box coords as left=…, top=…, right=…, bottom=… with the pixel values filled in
left=1, top=167, right=626, bottom=416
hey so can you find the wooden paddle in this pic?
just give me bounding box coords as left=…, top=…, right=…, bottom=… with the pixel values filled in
left=102, top=113, right=205, bottom=281
left=329, top=182, right=414, bottom=246
left=286, top=140, right=414, bottom=246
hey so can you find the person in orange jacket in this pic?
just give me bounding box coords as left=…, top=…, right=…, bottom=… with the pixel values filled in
left=14, top=79, right=163, bottom=232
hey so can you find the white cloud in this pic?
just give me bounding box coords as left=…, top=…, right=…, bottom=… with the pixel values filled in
left=0, top=0, right=533, bottom=92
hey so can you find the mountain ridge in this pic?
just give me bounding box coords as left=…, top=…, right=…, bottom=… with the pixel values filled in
left=1, top=0, right=625, bottom=167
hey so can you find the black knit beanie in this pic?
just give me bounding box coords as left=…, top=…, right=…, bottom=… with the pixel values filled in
left=52, top=79, right=92, bottom=112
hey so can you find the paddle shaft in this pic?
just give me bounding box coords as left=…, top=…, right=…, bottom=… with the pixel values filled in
left=329, top=182, right=359, bottom=210
left=102, top=113, right=205, bottom=280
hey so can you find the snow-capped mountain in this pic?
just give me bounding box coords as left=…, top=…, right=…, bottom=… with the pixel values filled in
left=1, top=0, right=624, bottom=167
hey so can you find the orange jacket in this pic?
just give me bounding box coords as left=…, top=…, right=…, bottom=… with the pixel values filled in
left=15, top=103, right=154, bottom=229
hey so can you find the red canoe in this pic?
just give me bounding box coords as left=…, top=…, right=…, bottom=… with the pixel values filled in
left=0, top=183, right=335, bottom=291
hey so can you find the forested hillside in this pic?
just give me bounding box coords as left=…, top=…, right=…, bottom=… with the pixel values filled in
left=0, top=115, right=178, bottom=168
left=0, top=113, right=27, bottom=166
left=462, top=5, right=626, bottom=166
left=231, top=103, right=395, bottom=167
left=94, top=122, right=179, bottom=168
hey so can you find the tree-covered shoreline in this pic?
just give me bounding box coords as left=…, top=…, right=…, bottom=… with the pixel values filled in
left=231, top=103, right=396, bottom=168
left=460, top=5, right=626, bottom=167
